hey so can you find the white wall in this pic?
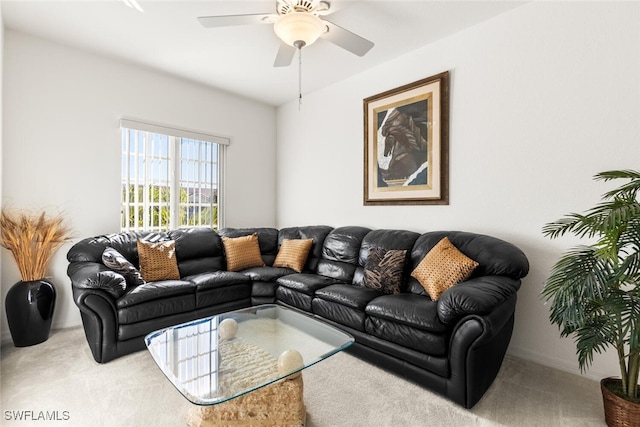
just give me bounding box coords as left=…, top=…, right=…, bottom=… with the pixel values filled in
left=276, top=1, right=640, bottom=380
left=1, top=30, right=277, bottom=341
left=0, top=3, right=4, bottom=338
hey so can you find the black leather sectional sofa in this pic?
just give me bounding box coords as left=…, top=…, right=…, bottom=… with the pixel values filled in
left=66, top=225, right=529, bottom=408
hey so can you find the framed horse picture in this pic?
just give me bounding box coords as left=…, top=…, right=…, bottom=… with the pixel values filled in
left=363, top=71, right=449, bottom=205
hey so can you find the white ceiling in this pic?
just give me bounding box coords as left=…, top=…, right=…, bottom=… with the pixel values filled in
left=1, top=0, right=526, bottom=106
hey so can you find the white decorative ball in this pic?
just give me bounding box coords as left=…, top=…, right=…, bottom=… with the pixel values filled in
left=278, top=349, right=304, bottom=379
left=218, top=318, right=238, bottom=340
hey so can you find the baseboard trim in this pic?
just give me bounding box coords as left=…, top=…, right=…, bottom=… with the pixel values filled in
left=507, top=345, right=612, bottom=382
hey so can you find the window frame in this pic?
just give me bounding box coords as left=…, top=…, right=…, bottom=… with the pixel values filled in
left=120, top=119, right=228, bottom=232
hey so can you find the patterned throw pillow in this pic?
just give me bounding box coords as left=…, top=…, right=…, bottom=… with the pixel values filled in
left=221, top=233, right=265, bottom=272
left=136, top=240, right=181, bottom=282
left=411, top=237, right=479, bottom=301
left=363, top=247, right=407, bottom=295
left=102, top=247, right=145, bottom=288
left=273, top=239, right=314, bottom=272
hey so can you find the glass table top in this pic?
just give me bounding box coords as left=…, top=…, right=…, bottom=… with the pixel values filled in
left=145, top=304, right=354, bottom=406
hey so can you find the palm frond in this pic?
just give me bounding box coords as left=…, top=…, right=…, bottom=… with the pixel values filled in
left=574, top=317, right=611, bottom=371
left=542, top=169, right=640, bottom=400
left=542, top=246, right=614, bottom=331
left=595, top=170, right=640, bottom=200
left=543, top=170, right=640, bottom=242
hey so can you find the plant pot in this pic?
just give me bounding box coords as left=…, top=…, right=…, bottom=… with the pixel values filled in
left=601, top=377, right=640, bottom=427
left=4, top=279, right=56, bottom=347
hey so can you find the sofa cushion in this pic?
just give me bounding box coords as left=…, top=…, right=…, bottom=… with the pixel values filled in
left=364, top=316, right=448, bottom=356
left=177, top=258, right=225, bottom=278
left=116, top=280, right=196, bottom=309
left=241, top=266, right=295, bottom=282
left=315, top=284, right=381, bottom=310
left=311, top=284, right=382, bottom=331
left=365, top=294, right=447, bottom=333
left=313, top=298, right=368, bottom=331
left=277, top=286, right=315, bottom=312
left=221, top=233, right=265, bottom=272
left=137, top=240, right=180, bottom=282
left=273, top=239, right=313, bottom=272
left=277, top=273, right=341, bottom=296
left=169, top=227, right=222, bottom=261
left=184, top=271, right=252, bottom=308
left=101, top=247, right=145, bottom=288
left=365, top=291, right=449, bottom=357
left=322, top=226, right=371, bottom=264
left=362, top=248, right=406, bottom=295
left=313, top=284, right=382, bottom=331
left=116, top=280, right=196, bottom=324
left=411, top=237, right=478, bottom=300
left=169, top=228, right=225, bottom=276
left=276, top=274, right=341, bottom=312
left=352, top=328, right=450, bottom=378
left=251, top=282, right=278, bottom=298
left=184, top=271, right=252, bottom=290
left=317, top=226, right=371, bottom=282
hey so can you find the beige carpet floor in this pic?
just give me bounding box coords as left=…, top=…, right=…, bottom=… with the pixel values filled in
left=1, top=326, right=605, bottom=426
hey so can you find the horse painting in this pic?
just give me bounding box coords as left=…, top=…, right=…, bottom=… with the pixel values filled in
left=376, top=100, right=429, bottom=187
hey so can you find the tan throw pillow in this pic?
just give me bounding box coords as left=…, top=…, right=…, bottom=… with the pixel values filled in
left=273, top=239, right=314, bottom=272
left=222, top=233, right=265, bottom=272
left=411, top=237, right=479, bottom=301
left=137, top=240, right=180, bottom=282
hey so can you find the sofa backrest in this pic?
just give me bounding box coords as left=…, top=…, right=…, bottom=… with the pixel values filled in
left=406, top=231, right=530, bottom=295
left=168, top=228, right=225, bottom=277
left=278, top=225, right=333, bottom=272
left=353, top=229, right=421, bottom=287
left=218, top=227, right=279, bottom=266
left=316, top=226, right=371, bottom=282
left=67, top=227, right=529, bottom=292
left=66, top=231, right=159, bottom=265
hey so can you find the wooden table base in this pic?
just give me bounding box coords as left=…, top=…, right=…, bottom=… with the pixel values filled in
left=187, top=374, right=305, bottom=427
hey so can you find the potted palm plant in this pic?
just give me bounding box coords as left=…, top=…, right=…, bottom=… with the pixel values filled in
left=1, top=209, right=70, bottom=346
left=542, top=170, right=640, bottom=426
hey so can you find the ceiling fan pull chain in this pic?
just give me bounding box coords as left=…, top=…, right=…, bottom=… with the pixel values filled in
left=298, top=46, right=303, bottom=110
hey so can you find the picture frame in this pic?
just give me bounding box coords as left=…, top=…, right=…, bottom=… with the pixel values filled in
left=363, top=71, right=449, bottom=205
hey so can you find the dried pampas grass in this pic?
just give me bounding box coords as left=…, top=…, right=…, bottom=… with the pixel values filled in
left=0, top=209, right=71, bottom=281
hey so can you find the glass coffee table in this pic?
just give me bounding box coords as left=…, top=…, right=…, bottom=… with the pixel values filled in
left=145, top=304, right=354, bottom=426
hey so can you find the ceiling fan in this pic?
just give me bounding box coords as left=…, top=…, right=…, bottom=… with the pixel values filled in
left=197, top=0, right=375, bottom=67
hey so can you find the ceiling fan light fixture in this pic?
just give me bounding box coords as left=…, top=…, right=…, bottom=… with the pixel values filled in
left=274, top=12, right=325, bottom=48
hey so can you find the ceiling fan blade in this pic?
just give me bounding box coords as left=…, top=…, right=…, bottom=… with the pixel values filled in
left=274, top=42, right=297, bottom=67
left=321, top=20, right=374, bottom=57
left=197, top=14, right=273, bottom=28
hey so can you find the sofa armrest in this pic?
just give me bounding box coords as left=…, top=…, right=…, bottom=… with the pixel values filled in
left=436, top=275, right=521, bottom=325
left=447, top=293, right=517, bottom=407
left=68, top=261, right=127, bottom=299
left=68, top=261, right=124, bottom=363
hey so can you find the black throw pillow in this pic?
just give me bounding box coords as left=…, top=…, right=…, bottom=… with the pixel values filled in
left=362, top=247, right=407, bottom=295
left=102, top=247, right=145, bottom=288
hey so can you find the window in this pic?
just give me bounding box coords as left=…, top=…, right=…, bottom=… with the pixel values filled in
left=120, top=119, right=228, bottom=232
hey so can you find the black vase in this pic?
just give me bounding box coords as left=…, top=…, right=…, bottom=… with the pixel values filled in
left=5, top=279, right=56, bottom=347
